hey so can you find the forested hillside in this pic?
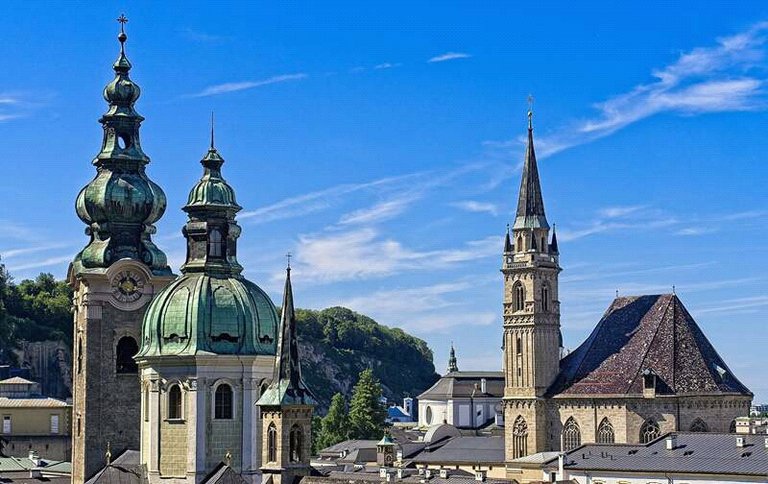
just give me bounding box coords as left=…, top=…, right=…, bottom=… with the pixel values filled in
left=0, top=267, right=439, bottom=412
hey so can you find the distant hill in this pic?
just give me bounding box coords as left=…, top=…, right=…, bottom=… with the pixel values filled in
left=0, top=269, right=440, bottom=412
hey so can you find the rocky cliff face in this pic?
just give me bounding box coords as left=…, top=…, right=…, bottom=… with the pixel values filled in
left=13, top=340, right=72, bottom=399
left=9, top=307, right=439, bottom=414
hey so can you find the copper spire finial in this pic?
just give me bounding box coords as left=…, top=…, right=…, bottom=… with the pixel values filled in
left=210, top=111, right=215, bottom=150
left=117, top=14, right=128, bottom=52
left=527, top=94, right=534, bottom=130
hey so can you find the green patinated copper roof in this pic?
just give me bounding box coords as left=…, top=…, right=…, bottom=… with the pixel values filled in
left=71, top=21, right=170, bottom=277
left=137, top=272, right=278, bottom=357
left=257, top=267, right=316, bottom=406
left=137, top=136, right=277, bottom=358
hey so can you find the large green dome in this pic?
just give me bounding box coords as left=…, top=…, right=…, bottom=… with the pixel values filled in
left=137, top=138, right=277, bottom=358
left=138, top=273, right=278, bottom=357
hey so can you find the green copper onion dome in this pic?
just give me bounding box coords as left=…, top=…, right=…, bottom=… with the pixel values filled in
left=137, top=136, right=278, bottom=358
left=71, top=19, right=170, bottom=276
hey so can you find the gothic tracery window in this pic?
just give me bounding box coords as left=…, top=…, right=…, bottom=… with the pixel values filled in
left=516, top=236, right=523, bottom=252
left=597, top=417, right=615, bottom=444
left=512, top=415, right=528, bottom=458
left=562, top=417, right=581, bottom=451
left=640, top=418, right=660, bottom=443
left=115, top=336, right=139, bottom=374
left=267, top=423, right=278, bottom=462
left=214, top=383, right=234, bottom=420
left=542, top=284, right=550, bottom=312
left=514, top=283, right=525, bottom=312
left=689, top=418, right=708, bottom=432
left=289, top=424, right=303, bottom=462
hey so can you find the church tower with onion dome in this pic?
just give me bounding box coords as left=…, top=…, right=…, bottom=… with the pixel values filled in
left=68, top=17, right=175, bottom=483
left=135, top=128, right=279, bottom=482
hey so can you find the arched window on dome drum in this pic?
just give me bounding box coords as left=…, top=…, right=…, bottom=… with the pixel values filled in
left=563, top=417, right=581, bottom=451
left=214, top=384, right=233, bottom=420
left=512, top=416, right=528, bottom=458
left=689, top=418, right=708, bottom=432
left=168, top=384, right=182, bottom=420
left=425, top=406, right=433, bottom=425
left=542, top=284, right=550, bottom=312
left=267, top=423, right=278, bottom=462
left=289, top=424, right=303, bottom=462
left=208, top=228, right=223, bottom=257
left=115, top=336, right=138, bottom=374
left=640, top=418, right=660, bottom=443
left=597, top=417, right=615, bottom=444
left=514, top=283, right=525, bottom=312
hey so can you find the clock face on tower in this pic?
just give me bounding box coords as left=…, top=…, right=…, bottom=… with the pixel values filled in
left=111, top=270, right=145, bottom=303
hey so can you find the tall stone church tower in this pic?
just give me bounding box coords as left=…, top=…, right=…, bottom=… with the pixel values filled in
left=68, top=20, right=174, bottom=483
left=502, top=110, right=561, bottom=460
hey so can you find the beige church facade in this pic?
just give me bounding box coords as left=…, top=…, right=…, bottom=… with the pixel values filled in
left=501, top=111, right=752, bottom=475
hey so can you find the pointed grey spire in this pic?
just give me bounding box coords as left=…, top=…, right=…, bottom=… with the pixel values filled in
left=549, top=223, right=559, bottom=254
left=503, top=224, right=513, bottom=253
left=513, top=110, right=549, bottom=230
left=257, top=266, right=316, bottom=406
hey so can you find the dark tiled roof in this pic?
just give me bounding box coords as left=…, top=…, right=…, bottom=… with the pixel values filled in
left=549, top=295, right=751, bottom=397
left=201, top=462, right=249, bottom=484
left=85, top=450, right=143, bottom=484
left=547, top=432, right=768, bottom=476
left=418, top=372, right=504, bottom=400
left=411, top=436, right=505, bottom=465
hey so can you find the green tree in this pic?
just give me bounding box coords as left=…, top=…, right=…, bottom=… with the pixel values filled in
left=316, top=393, right=349, bottom=451
left=348, top=368, right=386, bottom=439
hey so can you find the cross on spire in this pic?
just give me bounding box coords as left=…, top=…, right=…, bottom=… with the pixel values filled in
left=117, top=13, right=128, bottom=31
left=285, top=252, right=292, bottom=269
left=527, top=94, right=534, bottom=128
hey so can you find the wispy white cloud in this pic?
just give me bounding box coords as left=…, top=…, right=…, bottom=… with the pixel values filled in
left=339, top=195, right=419, bottom=225
left=428, top=52, right=472, bottom=63
left=334, top=278, right=497, bottom=333
left=6, top=255, right=72, bottom=272
left=558, top=206, right=678, bottom=242
left=239, top=173, right=423, bottom=224
left=675, top=226, right=718, bottom=236
left=0, top=244, right=69, bottom=260
left=485, top=21, right=768, bottom=158
left=374, top=63, right=401, bottom=70
left=190, top=73, right=307, bottom=97
left=0, top=92, right=44, bottom=123
left=450, top=200, right=499, bottom=216
left=598, top=205, right=648, bottom=218
left=287, top=228, right=500, bottom=283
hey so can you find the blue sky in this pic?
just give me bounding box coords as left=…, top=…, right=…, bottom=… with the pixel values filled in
left=0, top=2, right=766, bottom=401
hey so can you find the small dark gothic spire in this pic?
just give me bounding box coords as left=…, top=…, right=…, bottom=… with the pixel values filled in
left=503, top=224, right=513, bottom=253
left=549, top=223, right=559, bottom=254
left=447, top=342, right=459, bottom=373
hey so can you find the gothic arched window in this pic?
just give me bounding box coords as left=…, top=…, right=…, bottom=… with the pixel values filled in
left=516, top=236, right=523, bottom=252
left=214, top=383, right=233, bottom=420
left=115, top=336, right=139, bottom=374
left=168, top=385, right=182, bottom=420
left=512, top=416, right=528, bottom=458
left=689, top=418, right=708, bottom=432
left=562, top=417, right=581, bottom=451
left=514, top=283, right=525, bottom=312
left=542, top=284, right=550, bottom=312
left=267, top=423, right=278, bottom=462
left=289, top=424, right=303, bottom=463
left=516, top=337, right=523, bottom=355
left=208, top=228, right=223, bottom=257
left=597, top=417, right=615, bottom=444
left=640, top=419, right=660, bottom=443
left=729, top=420, right=737, bottom=433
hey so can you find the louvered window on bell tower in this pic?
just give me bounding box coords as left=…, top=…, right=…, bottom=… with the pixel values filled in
left=514, top=283, right=525, bottom=311
left=516, top=236, right=523, bottom=252
left=208, top=228, right=223, bottom=257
